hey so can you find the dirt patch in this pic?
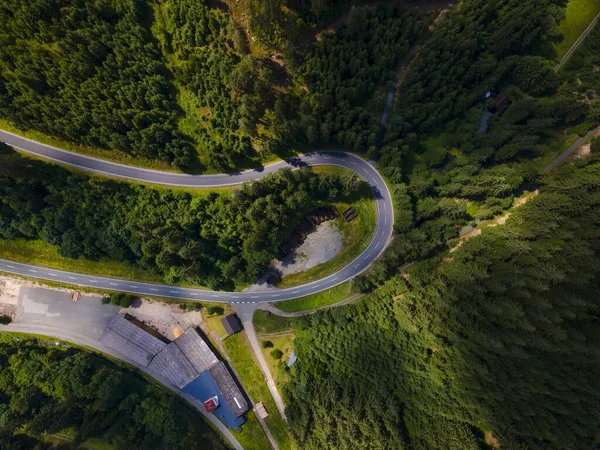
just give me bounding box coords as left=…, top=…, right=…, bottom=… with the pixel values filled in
left=450, top=228, right=481, bottom=252
left=484, top=431, right=501, bottom=449
left=275, top=221, right=342, bottom=276
left=0, top=278, right=21, bottom=306
left=514, top=189, right=539, bottom=207
left=245, top=221, right=343, bottom=292
left=573, top=143, right=591, bottom=160
left=121, top=300, right=204, bottom=341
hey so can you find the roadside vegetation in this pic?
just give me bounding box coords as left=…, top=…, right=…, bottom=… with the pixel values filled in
left=223, top=332, right=294, bottom=450
left=253, top=311, right=294, bottom=335
left=0, top=144, right=368, bottom=291
left=553, top=0, right=600, bottom=59
left=274, top=281, right=354, bottom=313
left=0, top=334, right=228, bottom=449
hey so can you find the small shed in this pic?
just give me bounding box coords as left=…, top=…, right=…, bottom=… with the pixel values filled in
left=221, top=314, right=242, bottom=335
left=489, top=92, right=511, bottom=114
left=287, top=351, right=298, bottom=368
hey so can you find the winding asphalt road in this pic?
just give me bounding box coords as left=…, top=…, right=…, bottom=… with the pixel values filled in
left=0, top=129, right=394, bottom=303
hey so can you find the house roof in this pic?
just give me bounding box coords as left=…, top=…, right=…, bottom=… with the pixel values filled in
left=183, top=370, right=246, bottom=429
left=100, top=315, right=166, bottom=366
left=148, top=341, right=199, bottom=389
left=174, top=328, right=218, bottom=373
left=209, top=362, right=248, bottom=417
left=221, top=314, right=242, bottom=334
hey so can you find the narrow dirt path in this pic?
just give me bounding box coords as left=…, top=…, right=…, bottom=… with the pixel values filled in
left=373, top=3, right=454, bottom=159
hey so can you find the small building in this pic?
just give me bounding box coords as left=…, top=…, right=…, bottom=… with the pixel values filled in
left=221, top=314, right=242, bottom=335
left=287, top=351, right=298, bottom=368
left=489, top=92, right=511, bottom=114
left=254, top=402, right=268, bottom=419
left=204, top=396, right=219, bottom=413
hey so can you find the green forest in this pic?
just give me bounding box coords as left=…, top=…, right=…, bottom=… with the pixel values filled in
left=0, top=335, right=227, bottom=449
left=1, top=0, right=600, bottom=449
left=0, top=143, right=362, bottom=289
left=286, top=149, right=600, bottom=449
left=0, top=0, right=428, bottom=171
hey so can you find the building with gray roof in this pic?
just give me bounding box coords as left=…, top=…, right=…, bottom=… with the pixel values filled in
left=100, top=315, right=166, bottom=366
left=148, top=341, right=199, bottom=389
left=99, top=316, right=248, bottom=429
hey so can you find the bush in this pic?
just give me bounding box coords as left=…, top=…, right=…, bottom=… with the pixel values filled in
left=0, top=315, right=12, bottom=325
left=262, top=340, right=274, bottom=349
left=270, top=349, right=283, bottom=359
left=108, top=293, right=136, bottom=308
left=208, top=306, right=224, bottom=316
left=186, top=303, right=200, bottom=312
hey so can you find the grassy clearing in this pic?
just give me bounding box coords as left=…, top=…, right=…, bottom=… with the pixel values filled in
left=274, top=281, right=353, bottom=313
left=259, top=334, right=294, bottom=386
left=42, top=429, right=114, bottom=450
left=223, top=332, right=294, bottom=450
left=554, top=0, right=600, bottom=59
left=276, top=171, right=376, bottom=288
left=253, top=310, right=294, bottom=334
left=231, top=411, right=270, bottom=450
left=0, top=119, right=175, bottom=172
left=0, top=238, right=166, bottom=284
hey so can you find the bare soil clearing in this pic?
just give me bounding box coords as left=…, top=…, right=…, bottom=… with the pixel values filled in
left=121, top=300, right=204, bottom=341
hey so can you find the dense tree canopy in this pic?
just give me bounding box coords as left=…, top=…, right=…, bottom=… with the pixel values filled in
left=287, top=154, right=600, bottom=449
left=0, top=0, right=193, bottom=168
left=296, top=6, right=426, bottom=155
left=0, top=335, right=227, bottom=449
left=0, top=143, right=360, bottom=289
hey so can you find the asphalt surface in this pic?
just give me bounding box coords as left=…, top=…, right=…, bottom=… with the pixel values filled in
left=0, top=129, right=394, bottom=303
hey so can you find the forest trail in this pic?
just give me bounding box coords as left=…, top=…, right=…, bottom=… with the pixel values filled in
left=296, top=0, right=454, bottom=47
left=373, top=3, right=454, bottom=159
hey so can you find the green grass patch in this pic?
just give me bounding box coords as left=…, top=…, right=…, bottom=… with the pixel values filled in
left=274, top=281, right=353, bottom=313
left=259, top=334, right=294, bottom=386
left=253, top=310, right=294, bottom=334
left=223, top=332, right=294, bottom=450
left=554, top=0, right=600, bottom=59
left=43, top=429, right=114, bottom=450
left=276, top=171, right=376, bottom=288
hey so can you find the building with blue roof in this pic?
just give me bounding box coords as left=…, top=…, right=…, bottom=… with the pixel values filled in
left=101, top=317, right=248, bottom=429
